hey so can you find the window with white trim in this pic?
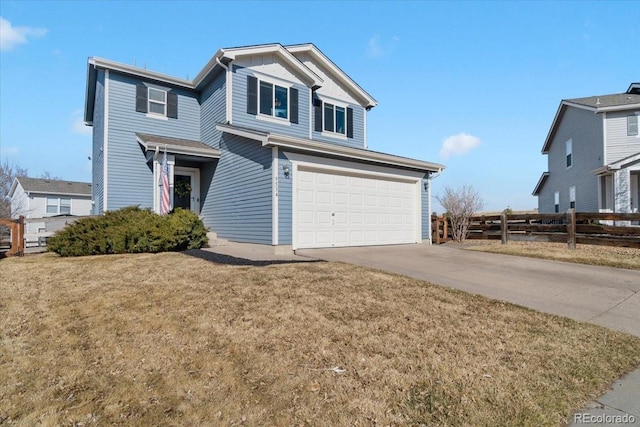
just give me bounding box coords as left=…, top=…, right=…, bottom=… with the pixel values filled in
left=246, top=76, right=298, bottom=124
left=565, top=139, right=572, bottom=168
left=148, top=87, right=167, bottom=116
left=323, top=103, right=346, bottom=135
left=313, top=95, right=354, bottom=138
left=628, top=115, right=638, bottom=136
left=258, top=80, right=289, bottom=119
left=569, top=186, right=576, bottom=209
left=46, top=197, right=71, bottom=215
left=554, top=191, right=560, bottom=213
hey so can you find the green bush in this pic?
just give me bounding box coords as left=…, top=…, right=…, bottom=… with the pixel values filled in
left=47, top=206, right=208, bottom=257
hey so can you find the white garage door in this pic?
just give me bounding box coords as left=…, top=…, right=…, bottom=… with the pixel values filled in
left=295, top=167, right=419, bottom=249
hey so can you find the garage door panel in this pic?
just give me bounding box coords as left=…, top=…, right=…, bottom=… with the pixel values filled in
left=295, top=167, right=418, bottom=249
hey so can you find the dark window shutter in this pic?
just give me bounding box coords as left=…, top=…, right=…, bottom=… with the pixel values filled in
left=347, top=107, right=354, bottom=138
left=167, top=92, right=178, bottom=119
left=289, top=88, right=298, bottom=124
left=313, top=97, right=323, bottom=132
left=136, top=85, right=148, bottom=113
left=247, top=76, right=258, bottom=115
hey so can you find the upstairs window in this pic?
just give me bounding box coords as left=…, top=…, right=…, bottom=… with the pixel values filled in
left=135, top=85, right=178, bottom=119
left=565, top=139, right=572, bottom=168
left=324, top=103, right=346, bottom=135
left=314, top=96, right=354, bottom=138
left=247, top=76, right=298, bottom=123
left=148, top=88, right=167, bottom=116
left=628, top=115, right=638, bottom=136
left=46, top=197, right=71, bottom=215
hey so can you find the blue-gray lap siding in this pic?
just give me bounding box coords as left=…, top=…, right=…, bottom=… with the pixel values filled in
left=200, top=71, right=226, bottom=149
left=312, top=103, right=366, bottom=149
left=231, top=65, right=310, bottom=139
left=208, top=134, right=273, bottom=244
left=105, top=72, right=201, bottom=211
left=421, top=176, right=430, bottom=240
left=538, top=106, right=603, bottom=213
left=92, top=70, right=105, bottom=214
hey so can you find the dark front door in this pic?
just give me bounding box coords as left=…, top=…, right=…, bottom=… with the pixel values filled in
left=173, top=174, right=192, bottom=211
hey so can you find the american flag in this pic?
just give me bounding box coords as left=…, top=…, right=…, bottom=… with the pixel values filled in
left=160, top=147, right=171, bottom=214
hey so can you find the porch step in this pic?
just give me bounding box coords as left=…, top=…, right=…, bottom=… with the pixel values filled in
left=206, top=232, right=228, bottom=247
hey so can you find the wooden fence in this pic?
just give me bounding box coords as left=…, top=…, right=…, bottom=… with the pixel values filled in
left=432, top=210, right=640, bottom=249
left=0, top=216, right=25, bottom=257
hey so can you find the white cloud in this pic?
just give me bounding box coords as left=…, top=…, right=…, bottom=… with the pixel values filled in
left=439, top=133, right=481, bottom=159
left=70, top=110, right=92, bottom=136
left=0, top=16, right=47, bottom=52
left=366, top=35, right=399, bottom=58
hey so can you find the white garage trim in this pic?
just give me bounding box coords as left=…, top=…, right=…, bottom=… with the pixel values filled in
left=288, top=152, right=422, bottom=250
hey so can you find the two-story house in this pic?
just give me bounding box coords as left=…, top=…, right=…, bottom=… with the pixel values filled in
left=84, top=43, right=445, bottom=251
left=8, top=177, right=92, bottom=234
left=533, top=83, right=640, bottom=214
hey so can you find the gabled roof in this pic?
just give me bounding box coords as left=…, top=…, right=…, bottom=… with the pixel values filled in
left=286, top=43, right=378, bottom=109
left=85, top=43, right=375, bottom=124
left=541, top=84, right=640, bottom=153
left=10, top=177, right=91, bottom=198
left=194, top=43, right=323, bottom=90
left=216, top=123, right=445, bottom=174
left=532, top=172, right=549, bottom=196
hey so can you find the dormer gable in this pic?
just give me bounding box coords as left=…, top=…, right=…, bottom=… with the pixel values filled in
left=285, top=43, right=377, bottom=110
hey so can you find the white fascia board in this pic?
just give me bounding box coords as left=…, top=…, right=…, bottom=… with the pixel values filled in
left=136, top=136, right=221, bottom=159
left=285, top=44, right=378, bottom=108
left=8, top=178, right=20, bottom=198
left=267, top=134, right=445, bottom=173
left=595, top=103, right=640, bottom=113
left=89, top=57, right=193, bottom=89
left=219, top=44, right=323, bottom=88
left=216, top=124, right=269, bottom=144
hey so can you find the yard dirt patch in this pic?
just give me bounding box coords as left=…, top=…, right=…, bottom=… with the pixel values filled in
left=2, top=252, right=640, bottom=426
left=462, top=240, right=640, bottom=270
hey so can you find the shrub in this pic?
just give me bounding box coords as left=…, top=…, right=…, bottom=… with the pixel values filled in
left=47, top=206, right=208, bottom=257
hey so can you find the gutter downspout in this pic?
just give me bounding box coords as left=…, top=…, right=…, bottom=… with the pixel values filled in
left=215, top=57, right=232, bottom=124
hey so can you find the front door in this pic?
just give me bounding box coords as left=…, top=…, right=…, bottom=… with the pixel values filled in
left=173, top=167, right=200, bottom=214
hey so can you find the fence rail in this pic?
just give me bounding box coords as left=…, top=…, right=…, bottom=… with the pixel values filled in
left=432, top=210, right=640, bottom=249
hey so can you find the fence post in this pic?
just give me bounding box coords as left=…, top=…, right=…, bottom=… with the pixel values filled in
left=501, top=211, right=508, bottom=245
left=443, top=216, right=448, bottom=243
left=566, top=209, right=576, bottom=250
left=17, top=216, right=25, bottom=256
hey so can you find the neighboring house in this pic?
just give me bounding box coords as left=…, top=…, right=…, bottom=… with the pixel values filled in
left=84, top=43, right=445, bottom=251
left=8, top=177, right=92, bottom=234
left=534, top=83, right=640, bottom=214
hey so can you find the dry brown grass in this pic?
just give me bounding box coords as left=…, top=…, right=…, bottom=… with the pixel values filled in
left=1, top=252, right=639, bottom=426
left=463, top=240, right=640, bottom=270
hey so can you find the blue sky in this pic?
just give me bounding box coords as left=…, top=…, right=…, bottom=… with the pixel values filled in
left=1, top=1, right=638, bottom=212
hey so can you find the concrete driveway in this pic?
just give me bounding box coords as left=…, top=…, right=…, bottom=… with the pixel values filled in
left=297, top=244, right=640, bottom=338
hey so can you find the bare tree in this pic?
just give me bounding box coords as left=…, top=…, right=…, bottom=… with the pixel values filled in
left=436, top=185, right=484, bottom=242
left=1, top=160, right=28, bottom=218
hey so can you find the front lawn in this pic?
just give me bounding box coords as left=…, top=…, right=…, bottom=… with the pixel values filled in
left=1, top=252, right=639, bottom=426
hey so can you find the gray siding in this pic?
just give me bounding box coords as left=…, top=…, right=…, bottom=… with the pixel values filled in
left=231, top=65, right=309, bottom=139
left=312, top=103, right=366, bottom=148
left=538, top=106, right=603, bottom=212
left=207, top=134, right=272, bottom=244
left=605, top=110, right=640, bottom=163
left=105, top=72, right=201, bottom=211
left=278, top=150, right=293, bottom=244
left=92, top=70, right=105, bottom=214
left=421, top=175, right=430, bottom=240
left=200, top=71, right=226, bottom=149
